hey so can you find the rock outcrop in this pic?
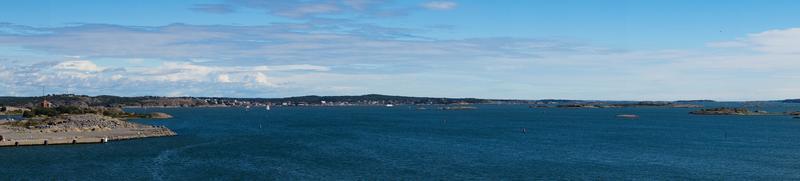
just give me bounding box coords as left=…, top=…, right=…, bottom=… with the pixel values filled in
left=0, top=114, right=176, bottom=147
left=147, top=112, right=173, bottom=119
left=690, top=107, right=754, bottom=115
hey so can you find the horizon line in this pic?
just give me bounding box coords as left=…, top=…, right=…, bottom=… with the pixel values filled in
left=1, top=93, right=796, bottom=103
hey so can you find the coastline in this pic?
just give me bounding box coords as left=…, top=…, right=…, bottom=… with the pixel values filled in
left=0, top=125, right=176, bottom=147
left=0, top=114, right=176, bottom=147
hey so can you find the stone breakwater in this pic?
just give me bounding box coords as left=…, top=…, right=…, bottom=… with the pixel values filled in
left=0, top=114, right=176, bottom=147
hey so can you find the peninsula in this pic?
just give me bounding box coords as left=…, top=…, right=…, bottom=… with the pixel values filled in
left=1, top=114, right=175, bottom=146
left=0, top=102, right=175, bottom=147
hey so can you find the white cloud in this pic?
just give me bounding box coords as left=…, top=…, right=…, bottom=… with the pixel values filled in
left=266, top=64, right=331, bottom=71
left=706, top=41, right=747, bottom=48
left=250, top=72, right=274, bottom=86
left=139, top=62, right=214, bottom=82
left=746, top=28, right=800, bottom=54
left=110, top=74, right=123, bottom=81
left=422, top=1, right=457, bottom=10
left=0, top=57, right=335, bottom=97
left=124, top=61, right=328, bottom=86
left=52, top=60, right=103, bottom=72
left=217, top=74, right=232, bottom=83
left=0, top=24, right=575, bottom=67
left=708, top=28, right=800, bottom=54
left=219, top=0, right=406, bottom=19
left=277, top=3, right=341, bottom=17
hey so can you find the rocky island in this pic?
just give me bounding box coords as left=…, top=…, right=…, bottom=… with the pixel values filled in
left=0, top=114, right=175, bottom=146
left=787, top=112, right=800, bottom=119
left=533, top=101, right=703, bottom=109
left=689, top=107, right=778, bottom=116
left=0, top=103, right=175, bottom=147
left=690, top=107, right=751, bottom=115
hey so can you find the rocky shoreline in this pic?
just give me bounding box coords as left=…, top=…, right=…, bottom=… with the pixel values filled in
left=530, top=101, right=703, bottom=109
left=689, top=107, right=787, bottom=116
left=0, top=114, right=176, bottom=147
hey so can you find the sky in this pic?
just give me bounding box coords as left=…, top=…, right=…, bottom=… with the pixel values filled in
left=0, top=0, right=799, bottom=101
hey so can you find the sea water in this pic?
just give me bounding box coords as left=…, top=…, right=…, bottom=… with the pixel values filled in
left=1, top=103, right=800, bottom=180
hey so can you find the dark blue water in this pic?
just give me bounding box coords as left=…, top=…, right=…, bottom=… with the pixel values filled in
left=0, top=115, right=22, bottom=120
left=2, top=104, right=800, bottom=180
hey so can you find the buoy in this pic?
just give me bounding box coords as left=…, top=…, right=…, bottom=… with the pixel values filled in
left=522, top=128, right=527, bottom=133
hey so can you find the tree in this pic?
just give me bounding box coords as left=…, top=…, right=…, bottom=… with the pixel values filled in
left=22, top=110, right=34, bottom=118
left=31, top=108, right=58, bottom=117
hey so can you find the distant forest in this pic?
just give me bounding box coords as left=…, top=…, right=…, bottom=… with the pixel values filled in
left=784, top=99, right=800, bottom=103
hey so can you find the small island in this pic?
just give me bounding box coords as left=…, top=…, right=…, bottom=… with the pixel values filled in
left=787, top=112, right=800, bottom=119
left=0, top=101, right=175, bottom=147
left=533, top=101, right=703, bottom=109
left=690, top=107, right=751, bottom=115
left=689, top=107, right=778, bottom=116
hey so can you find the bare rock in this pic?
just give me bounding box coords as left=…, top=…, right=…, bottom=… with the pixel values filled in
left=148, top=112, right=173, bottom=119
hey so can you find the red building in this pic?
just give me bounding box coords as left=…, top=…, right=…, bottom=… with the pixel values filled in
left=41, top=100, right=53, bottom=108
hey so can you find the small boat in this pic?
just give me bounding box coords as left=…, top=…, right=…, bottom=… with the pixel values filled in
left=794, top=116, right=800, bottom=119
left=616, top=114, right=639, bottom=119
left=385, top=104, right=394, bottom=107
left=266, top=105, right=271, bottom=111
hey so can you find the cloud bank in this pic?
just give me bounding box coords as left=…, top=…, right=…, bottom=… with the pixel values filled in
left=0, top=22, right=798, bottom=100
left=192, top=0, right=411, bottom=18
left=709, top=28, right=800, bottom=54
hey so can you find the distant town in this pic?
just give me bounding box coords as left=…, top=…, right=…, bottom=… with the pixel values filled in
left=1, top=94, right=800, bottom=109
left=0, top=94, right=528, bottom=109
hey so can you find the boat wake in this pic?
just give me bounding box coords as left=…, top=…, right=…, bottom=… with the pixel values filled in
left=148, top=141, right=218, bottom=180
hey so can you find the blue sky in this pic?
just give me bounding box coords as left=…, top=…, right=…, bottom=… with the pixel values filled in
left=1, top=0, right=799, bottom=100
